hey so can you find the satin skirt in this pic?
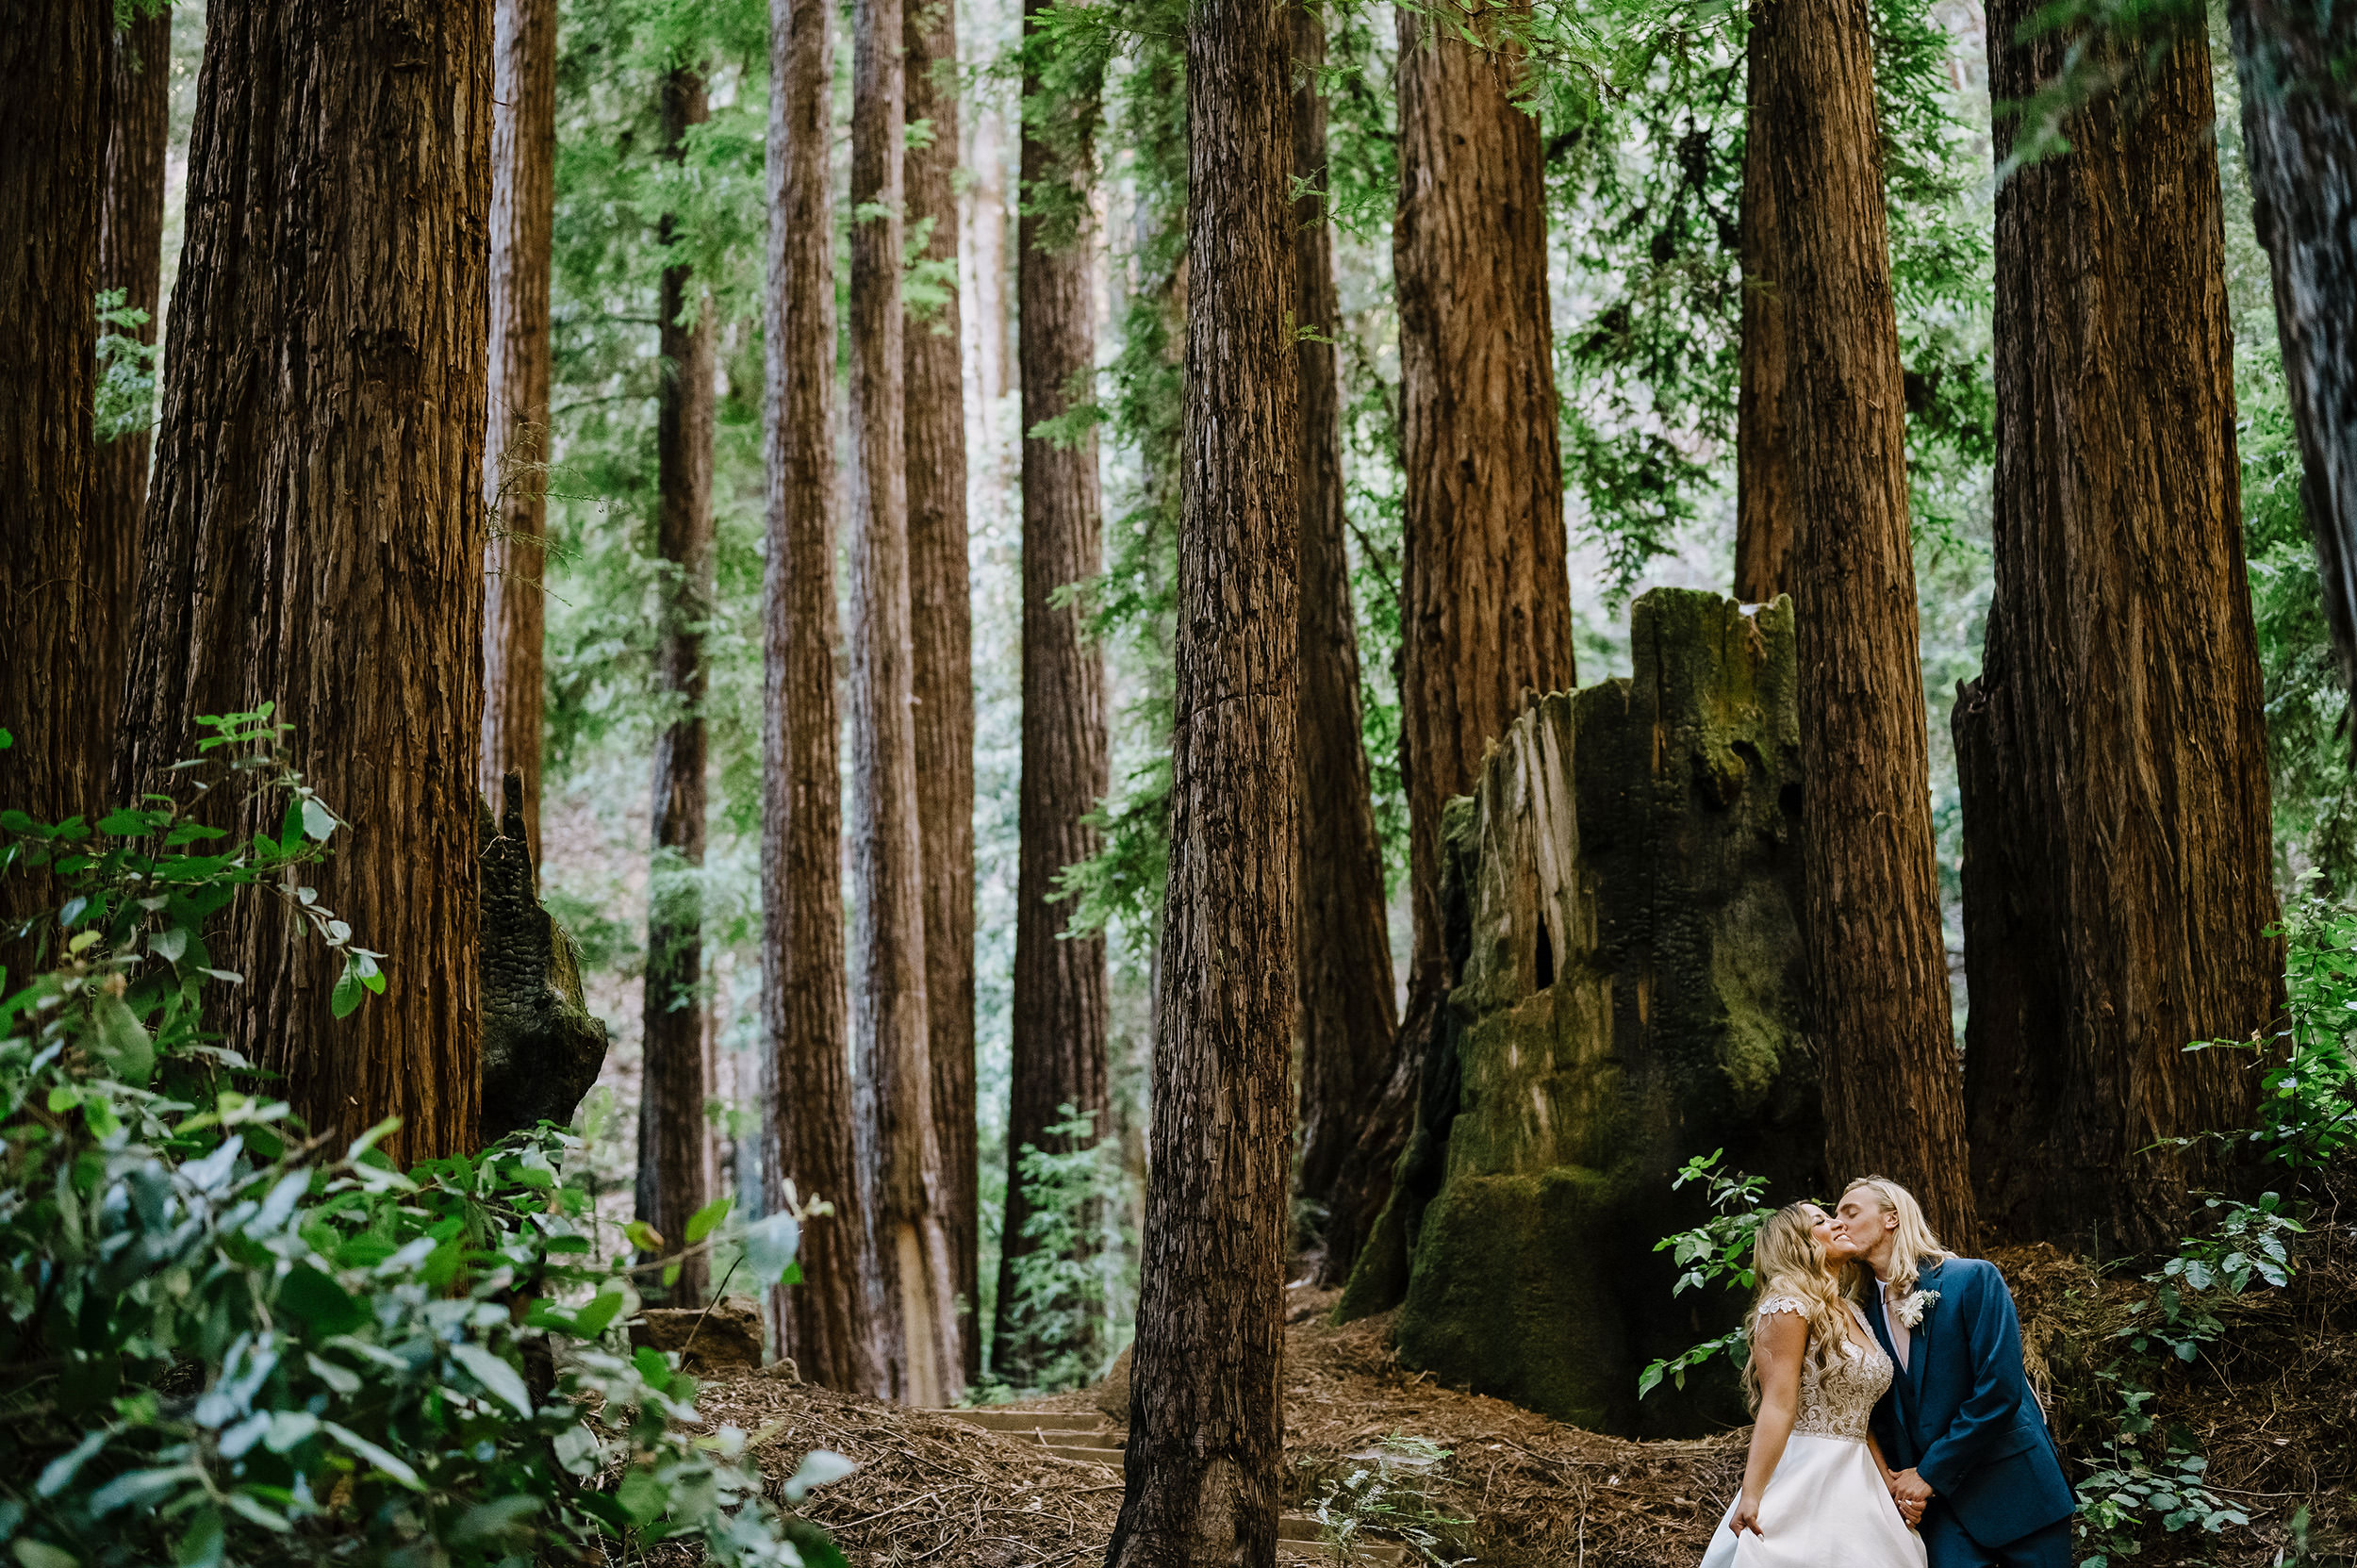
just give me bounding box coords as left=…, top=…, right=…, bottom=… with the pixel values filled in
left=1697, top=1433, right=1929, bottom=1568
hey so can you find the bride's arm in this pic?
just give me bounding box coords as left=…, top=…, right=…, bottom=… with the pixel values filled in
left=1730, top=1312, right=1806, bottom=1536
left=1865, top=1434, right=1922, bottom=1528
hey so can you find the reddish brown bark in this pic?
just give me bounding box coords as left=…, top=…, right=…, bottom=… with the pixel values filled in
left=2228, top=0, right=2357, bottom=697
left=1323, top=0, right=1575, bottom=1289
left=994, top=0, right=1112, bottom=1388
left=760, top=0, right=877, bottom=1395
left=0, top=0, right=104, bottom=953
left=480, top=0, right=558, bottom=862
left=1752, top=0, right=1977, bottom=1244
left=850, top=0, right=961, bottom=1405
left=1734, top=8, right=1796, bottom=605
left=1104, top=0, right=1297, bottom=1559
left=1290, top=0, right=1398, bottom=1224
left=904, top=0, right=980, bottom=1389
left=1954, top=14, right=2278, bottom=1252
left=89, top=5, right=173, bottom=788
left=635, top=66, right=716, bottom=1304
left=116, top=0, right=491, bottom=1169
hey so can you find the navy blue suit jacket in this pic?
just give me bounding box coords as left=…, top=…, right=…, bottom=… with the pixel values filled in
left=1865, top=1258, right=2075, bottom=1549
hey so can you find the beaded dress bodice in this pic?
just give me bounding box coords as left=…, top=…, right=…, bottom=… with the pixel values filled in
left=1756, top=1297, right=1892, bottom=1443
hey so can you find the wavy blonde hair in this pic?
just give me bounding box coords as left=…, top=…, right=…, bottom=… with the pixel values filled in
left=1741, top=1204, right=1850, bottom=1411
left=1839, top=1175, right=1956, bottom=1300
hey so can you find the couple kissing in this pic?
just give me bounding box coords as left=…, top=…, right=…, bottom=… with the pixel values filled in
left=1699, top=1177, right=2076, bottom=1568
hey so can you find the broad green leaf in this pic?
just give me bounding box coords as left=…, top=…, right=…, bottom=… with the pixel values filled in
left=450, top=1344, right=534, bottom=1418
left=741, top=1211, right=801, bottom=1283
left=322, top=1423, right=422, bottom=1491
left=685, top=1195, right=733, bottom=1245
left=781, top=1449, right=856, bottom=1504
left=632, top=1346, right=672, bottom=1391
left=300, top=798, right=336, bottom=841
left=13, top=1542, right=78, bottom=1568
left=570, top=1284, right=628, bottom=1338
left=615, top=1467, right=669, bottom=1527
left=90, top=992, right=155, bottom=1086
left=330, top=961, right=364, bottom=1019
left=36, top=1429, right=110, bottom=1497
left=276, top=1266, right=365, bottom=1336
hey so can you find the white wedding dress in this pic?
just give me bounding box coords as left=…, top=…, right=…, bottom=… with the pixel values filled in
left=1697, top=1297, right=1928, bottom=1568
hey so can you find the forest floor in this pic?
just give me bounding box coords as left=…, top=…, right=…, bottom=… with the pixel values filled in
left=692, top=1233, right=2357, bottom=1568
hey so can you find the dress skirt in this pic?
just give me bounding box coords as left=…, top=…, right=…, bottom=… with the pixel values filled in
left=1696, top=1433, right=1928, bottom=1568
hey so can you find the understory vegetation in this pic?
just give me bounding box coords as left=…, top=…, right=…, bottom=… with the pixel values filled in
left=0, top=719, right=849, bottom=1568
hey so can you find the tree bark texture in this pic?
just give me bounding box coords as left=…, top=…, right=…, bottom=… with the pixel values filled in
left=1289, top=0, right=1399, bottom=1224
left=995, top=0, right=1113, bottom=1389
left=89, top=5, right=173, bottom=789
left=760, top=0, right=877, bottom=1395
left=1104, top=2, right=1297, bottom=1561
left=480, top=0, right=558, bottom=863
left=1322, top=0, right=1576, bottom=1289
left=115, top=0, right=491, bottom=1169
left=1751, top=0, right=1977, bottom=1245
left=904, top=0, right=981, bottom=1389
left=2229, top=0, right=2357, bottom=696
left=1953, top=15, right=2278, bottom=1253
left=1734, top=7, right=1797, bottom=605
left=0, top=0, right=104, bottom=957
left=636, top=66, right=716, bottom=1305
left=850, top=0, right=962, bottom=1407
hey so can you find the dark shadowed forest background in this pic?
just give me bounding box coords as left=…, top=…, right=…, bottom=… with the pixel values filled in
left=6, top=0, right=2357, bottom=1563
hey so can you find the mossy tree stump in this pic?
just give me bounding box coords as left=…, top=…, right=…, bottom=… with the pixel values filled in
left=1342, top=588, right=1822, bottom=1436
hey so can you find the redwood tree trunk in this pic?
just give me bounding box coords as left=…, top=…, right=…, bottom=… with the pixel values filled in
left=2229, top=0, right=2357, bottom=693
left=761, top=0, right=877, bottom=1395
left=1290, top=0, right=1398, bottom=1226
left=116, top=0, right=491, bottom=1169
left=89, top=5, right=173, bottom=786
left=1753, top=0, right=1977, bottom=1244
left=994, top=0, right=1112, bottom=1388
left=1105, top=0, right=1297, bottom=1560
left=904, top=0, right=980, bottom=1390
left=480, top=0, right=558, bottom=861
left=1322, top=0, right=1576, bottom=1287
left=1953, top=13, right=2278, bottom=1253
left=850, top=0, right=961, bottom=1406
left=635, top=66, right=716, bottom=1304
left=1734, top=7, right=1796, bottom=605
left=0, top=0, right=104, bottom=940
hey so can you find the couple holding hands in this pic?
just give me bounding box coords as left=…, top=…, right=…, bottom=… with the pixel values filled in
left=1699, top=1178, right=2076, bottom=1568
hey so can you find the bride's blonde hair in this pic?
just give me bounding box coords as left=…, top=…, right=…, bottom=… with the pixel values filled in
left=1741, top=1203, right=1849, bottom=1411
left=1839, top=1175, right=1956, bottom=1299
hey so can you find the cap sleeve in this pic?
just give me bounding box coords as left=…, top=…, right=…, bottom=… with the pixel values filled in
left=1755, top=1296, right=1808, bottom=1319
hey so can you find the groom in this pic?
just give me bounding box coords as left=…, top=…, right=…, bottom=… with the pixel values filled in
left=1835, top=1177, right=2076, bottom=1568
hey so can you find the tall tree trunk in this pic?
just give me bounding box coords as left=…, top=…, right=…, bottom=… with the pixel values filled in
left=1104, top=0, right=1297, bottom=1559
left=1290, top=0, right=1398, bottom=1228
left=904, top=0, right=981, bottom=1390
left=0, top=0, right=104, bottom=960
left=1953, top=16, right=2278, bottom=1253
left=1734, top=8, right=1796, bottom=604
left=850, top=0, right=961, bottom=1407
left=2228, top=0, right=2357, bottom=694
left=761, top=0, right=877, bottom=1395
left=962, top=84, right=1012, bottom=501
left=994, top=0, right=1112, bottom=1389
left=480, top=0, right=558, bottom=862
left=116, top=0, right=490, bottom=1169
left=1752, top=0, right=1976, bottom=1244
left=89, top=5, right=173, bottom=788
left=636, top=66, right=716, bottom=1304
left=1321, top=0, right=1575, bottom=1287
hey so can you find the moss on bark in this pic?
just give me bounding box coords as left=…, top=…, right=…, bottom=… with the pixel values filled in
left=1344, top=588, right=1821, bottom=1436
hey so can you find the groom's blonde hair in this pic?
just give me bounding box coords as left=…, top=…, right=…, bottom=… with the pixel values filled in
left=1841, top=1175, right=1956, bottom=1297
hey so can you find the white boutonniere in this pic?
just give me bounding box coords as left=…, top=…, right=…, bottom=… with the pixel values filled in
left=1893, top=1289, right=1940, bottom=1329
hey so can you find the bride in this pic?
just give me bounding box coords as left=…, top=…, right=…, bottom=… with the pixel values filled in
left=1699, top=1202, right=1926, bottom=1568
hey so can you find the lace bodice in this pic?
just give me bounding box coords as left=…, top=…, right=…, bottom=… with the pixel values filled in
left=1755, top=1297, right=1892, bottom=1442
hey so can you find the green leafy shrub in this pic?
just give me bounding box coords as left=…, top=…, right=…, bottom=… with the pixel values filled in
left=989, top=1106, right=1134, bottom=1394
left=0, top=715, right=848, bottom=1568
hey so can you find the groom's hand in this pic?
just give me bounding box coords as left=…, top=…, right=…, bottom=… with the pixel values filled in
left=1889, top=1468, right=1935, bottom=1508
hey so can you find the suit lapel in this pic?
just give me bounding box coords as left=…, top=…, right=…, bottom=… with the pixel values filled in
left=1905, top=1261, right=1943, bottom=1395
